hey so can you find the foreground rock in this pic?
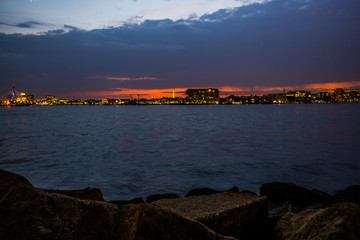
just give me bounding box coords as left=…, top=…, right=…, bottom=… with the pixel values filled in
left=0, top=169, right=237, bottom=240
left=0, top=169, right=33, bottom=190
left=151, top=191, right=268, bottom=240
left=43, top=187, right=105, bottom=201
left=146, top=193, right=180, bottom=203
left=118, top=204, right=236, bottom=240
left=109, top=197, right=145, bottom=207
left=185, top=187, right=221, bottom=197
left=260, top=182, right=329, bottom=208
left=273, top=202, right=360, bottom=240
left=0, top=170, right=120, bottom=240
left=332, top=185, right=360, bottom=205
left=3, top=169, right=359, bottom=240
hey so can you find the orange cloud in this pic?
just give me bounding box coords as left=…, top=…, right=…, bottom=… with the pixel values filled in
left=219, top=81, right=360, bottom=96
left=67, top=88, right=188, bottom=99
left=262, top=81, right=360, bottom=93
left=301, top=81, right=360, bottom=91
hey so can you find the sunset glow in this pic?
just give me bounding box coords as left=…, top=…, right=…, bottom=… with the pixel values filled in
left=63, top=81, right=360, bottom=99
left=67, top=88, right=189, bottom=99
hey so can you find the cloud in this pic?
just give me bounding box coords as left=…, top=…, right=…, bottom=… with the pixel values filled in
left=97, top=76, right=161, bottom=81
left=300, top=81, right=360, bottom=92
left=0, top=21, right=12, bottom=27
left=0, top=20, right=49, bottom=29
left=67, top=88, right=188, bottom=99
left=199, top=8, right=236, bottom=22
left=128, top=0, right=270, bottom=26
left=1, top=21, right=76, bottom=35
left=1, top=0, right=271, bottom=35
left=219, top=81, right=360, bottom=95
left=241, top=10, right=264, bottom=18
left=45, top=29, right=66, bottom=35
left=16, top=21, right=49, bottom=28
left=64, top=25, right=79, bottom=31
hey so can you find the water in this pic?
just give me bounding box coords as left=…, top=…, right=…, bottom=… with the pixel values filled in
left=1, top=104, right=359, bottom=201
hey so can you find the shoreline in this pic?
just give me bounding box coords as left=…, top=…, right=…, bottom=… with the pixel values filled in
left=2, top=102, right=360, bottom=107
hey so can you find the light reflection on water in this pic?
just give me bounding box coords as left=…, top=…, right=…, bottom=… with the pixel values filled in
left=0, top=104, right=359, bottom=200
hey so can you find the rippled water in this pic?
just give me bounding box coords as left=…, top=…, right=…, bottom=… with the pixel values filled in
left=1, top=104, right=359, bottom=200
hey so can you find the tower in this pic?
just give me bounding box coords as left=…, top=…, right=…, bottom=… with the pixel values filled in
left=11, top=85, right=16, bottom=102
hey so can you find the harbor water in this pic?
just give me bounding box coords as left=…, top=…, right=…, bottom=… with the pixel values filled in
left=1, top=104, right=359, bottom=200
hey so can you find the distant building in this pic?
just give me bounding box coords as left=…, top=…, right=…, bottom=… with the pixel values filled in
left=26, top=94, right=34, bottom=103
left=17, top=93, right=27, bottom=104
left=45, top=95, right=55, bottom=99
left=185, top=88, right=219, bottom=104
left=286, top=90, right=312, bottom=103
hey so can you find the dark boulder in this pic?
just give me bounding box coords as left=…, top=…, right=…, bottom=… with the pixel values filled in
left=152, top=191, right=268, bottom=240
left=0, top=170, right=238, bottom=240
left=109, top=198, right=145, bottom=206
left=146, top=193, right=180, bottom=203
left=240, top=190, right=257, bottom=195
left=273, top=202, right=360, bottom=240
left=43, top=187, right=105, bottom=201
left=333, top=185, right=360, bottom=205
left=0, top=169, right=33, bottom=191
left=0, top=186, right=120, bottom=239
left=260, top=182, right=329, bottom=207
left=0, top=169, right=105, bottom=202
left=117, top=204, right=236, bottom=240
left=185, top=187, right=220, bottom=197
left=227, top=186, right=239, bottom=192
left=0, top=169, right=120, bottom=240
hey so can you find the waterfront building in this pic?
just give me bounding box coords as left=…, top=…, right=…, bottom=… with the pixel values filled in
left=38, top=95, right=59, bottom=105
left=16, top=93, right=28, bottom=104
left=1, top=85, right=35, bottom=105
left=332, top=88, right=360, bottom=103
left=286, top=91, right=312, bottom=103
left=185, top=88, right=219, bottom=104
left=262, top=93, right=287, bottom=104
left=316, top=92, right=332, bottom=103
left=108, top=98, right=121, bottom=105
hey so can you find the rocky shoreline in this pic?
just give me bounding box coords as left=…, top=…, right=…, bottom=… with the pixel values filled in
left=1, top=169, right=359, bottom=240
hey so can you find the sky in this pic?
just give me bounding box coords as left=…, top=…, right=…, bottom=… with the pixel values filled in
left=1, top=0, right=360, bottom=99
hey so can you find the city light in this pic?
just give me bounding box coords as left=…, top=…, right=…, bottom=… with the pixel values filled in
left=1, top=86, right=360, bottom=106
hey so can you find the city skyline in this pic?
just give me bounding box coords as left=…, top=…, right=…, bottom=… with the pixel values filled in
left=3, top=82, right=360, bottom=101
left=3, top=85, right=359, bottom=106
left=1, top=0, right=360, bottom=99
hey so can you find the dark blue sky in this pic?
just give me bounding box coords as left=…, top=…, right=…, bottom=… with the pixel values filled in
left=1, top=0, right=360, bottom=99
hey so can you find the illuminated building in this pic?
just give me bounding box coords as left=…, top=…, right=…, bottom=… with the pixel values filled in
left=26, top=94, right=34, bottom=103
left=46, top=95, right=55, bottom=99
left=286, top=90, right=312, bottom=103
left=17, top=93, right=26, bottom=102
left=1, top=85, right=34, bottom=105
left=317, top=92, right=331, bottom=103
left=185, top=88, right=219, bottom=104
